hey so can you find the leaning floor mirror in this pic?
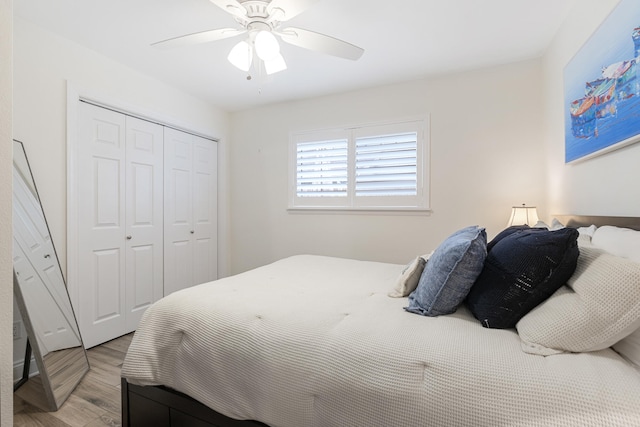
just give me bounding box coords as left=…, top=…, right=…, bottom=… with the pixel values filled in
left=13, top=139, right=89, bottom=411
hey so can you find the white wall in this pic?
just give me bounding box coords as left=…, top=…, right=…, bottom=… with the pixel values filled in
left=12, top=17, right=232, bottom=380
left=0, top=1, right=13, bottom=424
left=543, top=0, right=640, bottom=216
left=229, top=59, right=547, bottom=274
left=13, top=17, right=231, bottom=276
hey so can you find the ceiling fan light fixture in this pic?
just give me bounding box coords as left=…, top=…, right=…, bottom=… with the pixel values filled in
left=254, top=30, right=280, bottom=61
left=154, top=0, right=365, bottom=80
left=264, top=53, right=287, bottom=75
left=228, top=40, right=253, bottom=71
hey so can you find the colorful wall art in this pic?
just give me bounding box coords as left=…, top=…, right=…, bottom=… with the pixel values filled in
left=564, top=0, right=640, bottom=163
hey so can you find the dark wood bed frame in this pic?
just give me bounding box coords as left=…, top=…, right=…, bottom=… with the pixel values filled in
left=121, top=215, right=640, bottom=427
left=121, top=379, right=267, bottom=427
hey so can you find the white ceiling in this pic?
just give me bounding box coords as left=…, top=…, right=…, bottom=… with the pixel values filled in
left=14, top=0, right=578, bottom=112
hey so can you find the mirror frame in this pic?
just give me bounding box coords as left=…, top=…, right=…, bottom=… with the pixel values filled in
left=12, top=139, right=89, bottom=411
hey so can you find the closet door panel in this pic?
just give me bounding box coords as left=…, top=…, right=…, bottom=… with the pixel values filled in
left=164, top=128, right=194, bottom=295
left=129, top=244, right=155, bottom=311
left=172, top=240, right=193, bottom=290
left=193, top=237, right=214, bottom=285
left=193, top=136, right=217, bottom=284
left=78, top=102, right=127, bottom=348
left=94, top=159, right=121, bottom=228
left=125, top=117, right=164, bottom=331
left=93, top=249, right=122, bottom=319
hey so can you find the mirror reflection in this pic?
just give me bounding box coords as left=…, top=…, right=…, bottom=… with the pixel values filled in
left=13, top=139, right=89, bottom=411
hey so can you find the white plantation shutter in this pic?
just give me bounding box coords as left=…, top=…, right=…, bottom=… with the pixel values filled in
left=296, top=139, right=348, bottom=198
left=290, top=118, right=429, bottom=210
left=355, top=133, right=417, bottom=197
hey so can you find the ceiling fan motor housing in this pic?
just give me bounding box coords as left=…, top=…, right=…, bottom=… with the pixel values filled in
left=235, top=1, right=284, bottom=31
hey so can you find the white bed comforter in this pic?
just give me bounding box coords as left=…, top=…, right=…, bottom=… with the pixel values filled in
left=122, top=255, right=640, bottom=427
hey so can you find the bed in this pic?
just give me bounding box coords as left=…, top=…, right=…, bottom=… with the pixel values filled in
left=121, top=215, right=640, bottom=427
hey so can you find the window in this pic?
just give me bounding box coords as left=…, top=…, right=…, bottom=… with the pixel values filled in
left=289, top=118, right=429, bottom=211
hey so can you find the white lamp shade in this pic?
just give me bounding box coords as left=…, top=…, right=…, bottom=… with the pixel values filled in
left=264, top=53, right=287, bottom=75
left=508, top=205, right=539, bottom=226
left=255, top=30, right=280, bottom=61
left=228, top=41, right=253, bottom=71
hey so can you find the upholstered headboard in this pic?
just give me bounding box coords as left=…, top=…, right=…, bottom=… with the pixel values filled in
left=555, top=215, right=640, bottom=231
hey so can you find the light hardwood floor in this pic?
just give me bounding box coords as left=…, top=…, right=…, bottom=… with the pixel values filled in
left=14, top=333, right=133, bottom=427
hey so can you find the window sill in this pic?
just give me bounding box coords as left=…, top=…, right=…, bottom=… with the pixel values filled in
left=287, top=206, right=432, bottom=215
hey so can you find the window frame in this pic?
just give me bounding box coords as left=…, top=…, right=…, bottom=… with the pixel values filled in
left=288, top=116, right=430, bottom=212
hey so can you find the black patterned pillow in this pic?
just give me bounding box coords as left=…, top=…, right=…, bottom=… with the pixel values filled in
left=487, top=225, right=547, bottom=252
left=466, top=227, right=579, bottom=329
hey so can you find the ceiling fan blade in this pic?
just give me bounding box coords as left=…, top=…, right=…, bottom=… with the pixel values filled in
left=151, top=28, right=246, bottom=50
left=209, top=0, right=247, bottom=19
left=267, top=0, right=321, bottom=21
left=278, top=27, right=364, bottom=61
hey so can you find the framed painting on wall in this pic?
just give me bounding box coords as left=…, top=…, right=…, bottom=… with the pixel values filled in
left=564, top=0, right=640, bottom=163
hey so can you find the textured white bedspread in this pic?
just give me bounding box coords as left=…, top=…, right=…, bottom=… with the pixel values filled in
left=122, top=255, right=640, bottom=427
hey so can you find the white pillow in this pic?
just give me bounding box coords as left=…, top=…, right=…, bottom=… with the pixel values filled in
left=614, top=327, right=640, bottom=369
left=516, top=245, right=640, bottom=355
left=591, top=225, right=640, bottom=263
left=388, top=252, right=433, bottom=298
left=548, top=218, right=597, bottom=238
left=577, top=224, right=597, bottom=238
left=540, top=219, right=597, bottom=248
left=590, top=225, right=640, bottom=367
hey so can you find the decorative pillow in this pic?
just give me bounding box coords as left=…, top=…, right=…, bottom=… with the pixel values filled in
left=614, top=327, right=640, bottom=369
left=487, top=225, right=546, bottom=252
left=577, top=233, right=594, bottom=248
left=578, top=224, right=598, bottom=239
left=550, top=218, right=565, bottom=230
left=591, top=225, right=640, bottom=263
left=517, top=245, right=640, bottom=355
left=549, top=218, right=597, bottom=238
left=388, top=252, right=432, bottom=298
left=405, top=226, right=487, bottom=317
left=466, top=227, right=579, bottom=329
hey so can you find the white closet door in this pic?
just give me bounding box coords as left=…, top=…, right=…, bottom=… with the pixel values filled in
left=164, top=128, right=217, bottom=295
left=164, top=128, right=194, bottom=295
left=125, top=116, right=164, bottom=331
left=74, top=101, right=216, bottom=346
left=77, top=102, right=127, bottom=348
left=192, top=135, right=218, bottom=285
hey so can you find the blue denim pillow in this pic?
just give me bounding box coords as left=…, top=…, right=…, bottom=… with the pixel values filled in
left=405, top=226, right=487, bottom=316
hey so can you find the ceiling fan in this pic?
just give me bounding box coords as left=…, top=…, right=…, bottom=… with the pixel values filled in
left=152, top=0, right=365, bottom=76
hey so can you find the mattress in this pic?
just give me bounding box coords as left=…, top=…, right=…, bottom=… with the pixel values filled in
left=122, top=255, right=640, bottom=427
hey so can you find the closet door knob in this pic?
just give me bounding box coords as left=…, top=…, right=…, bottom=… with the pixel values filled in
left=190, top=230, right=195, bottom=234
left=44, top=254, right=51, bottom=259
left=126, top=235, right=132, bottom=240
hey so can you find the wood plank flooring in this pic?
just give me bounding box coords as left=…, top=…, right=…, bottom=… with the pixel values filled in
left=14, top=333, right=133, bottom=427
